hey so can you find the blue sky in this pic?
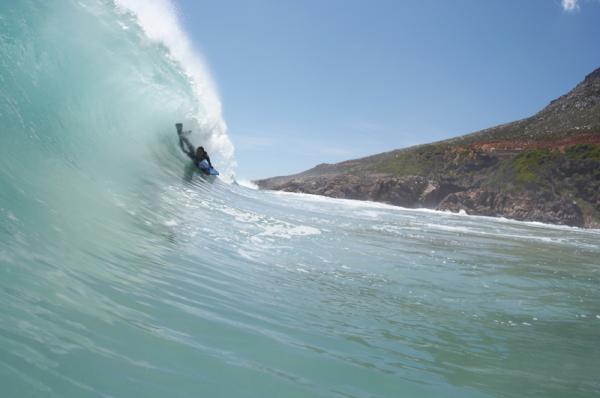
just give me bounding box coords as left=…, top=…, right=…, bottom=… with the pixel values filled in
left=175, top=0, right=600, bottom=180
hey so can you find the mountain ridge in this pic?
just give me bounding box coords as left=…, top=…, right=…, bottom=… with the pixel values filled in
left=256, top=67, right=600, bottom=228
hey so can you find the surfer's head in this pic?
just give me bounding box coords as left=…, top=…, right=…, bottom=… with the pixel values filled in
left=175, top=123, right=183, bottom=134
left=196, top=146, right=206, bottom=158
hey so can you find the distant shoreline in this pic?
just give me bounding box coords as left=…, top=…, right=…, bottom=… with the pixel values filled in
left=256, top=67, right=600, bottom=229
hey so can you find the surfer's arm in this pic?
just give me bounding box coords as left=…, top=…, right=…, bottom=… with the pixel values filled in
left=206, top=155, right=213, bottom=168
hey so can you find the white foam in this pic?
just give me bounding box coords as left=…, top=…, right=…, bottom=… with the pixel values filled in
left=268, top=190, right=600, bottom=232
left=269, top=190, right=412, bottom=211
left=260, top=224, right=321, bottom=239
left=218, top=206, right=262, bottom=224
left=6, top=211, right=17, bottom=222
left=237, top=180, right=259, bottom=190
left=425, top=224, right=472, bottom=234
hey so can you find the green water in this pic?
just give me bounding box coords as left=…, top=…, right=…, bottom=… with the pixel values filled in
left=1, top=1, right=599, bottom=397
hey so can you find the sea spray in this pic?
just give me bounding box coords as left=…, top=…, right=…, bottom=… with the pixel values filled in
left=113, top=0, right=235, bottom=175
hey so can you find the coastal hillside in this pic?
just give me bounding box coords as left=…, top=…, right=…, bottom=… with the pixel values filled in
left=256, top=67, right=600, bottom=228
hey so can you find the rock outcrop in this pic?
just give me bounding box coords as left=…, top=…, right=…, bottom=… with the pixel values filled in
left=438, top=190, right=584, bottom=226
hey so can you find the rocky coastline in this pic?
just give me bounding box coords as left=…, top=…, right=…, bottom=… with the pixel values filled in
left=255, top=68, right=600, bottom=228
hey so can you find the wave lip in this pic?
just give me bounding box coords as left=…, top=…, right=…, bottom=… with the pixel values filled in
left=115, top=0, right=235, bottom=175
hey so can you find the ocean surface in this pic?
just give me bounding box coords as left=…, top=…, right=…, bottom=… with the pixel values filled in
left=1, top=1, right=599, bottom=397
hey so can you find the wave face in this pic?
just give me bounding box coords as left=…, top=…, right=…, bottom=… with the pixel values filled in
left=1, top=2, right=600, bottom=398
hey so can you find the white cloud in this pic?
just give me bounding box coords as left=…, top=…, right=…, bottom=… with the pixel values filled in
left=562, top=0, right=579, bottom=11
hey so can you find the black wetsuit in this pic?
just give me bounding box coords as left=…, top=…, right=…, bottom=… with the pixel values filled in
left=178, top=134, right=212, bottom=167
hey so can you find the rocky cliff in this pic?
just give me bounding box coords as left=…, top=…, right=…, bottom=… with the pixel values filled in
left=256, top=68, right=600, bottom=228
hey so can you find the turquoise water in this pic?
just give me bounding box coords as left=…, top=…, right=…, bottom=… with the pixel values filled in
left=1, top=1, right=600, bottom=397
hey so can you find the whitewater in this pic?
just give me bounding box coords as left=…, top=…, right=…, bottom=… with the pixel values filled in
left=1, top=1, right=599, bottom=397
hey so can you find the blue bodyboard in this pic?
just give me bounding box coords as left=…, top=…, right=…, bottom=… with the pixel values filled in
left=197, top=160, right=219, bottom=176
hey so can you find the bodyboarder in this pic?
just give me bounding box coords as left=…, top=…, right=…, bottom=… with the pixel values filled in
left=176, top=123, right=217, bottom=175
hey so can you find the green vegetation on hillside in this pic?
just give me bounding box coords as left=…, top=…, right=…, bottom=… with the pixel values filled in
left=511, top=149, right=559, bottom=185
left=371, top=142, right=600, bottom=201
left=566, top=144, right=600, bottom=161
left=371, top=144, right=449, bottom=176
